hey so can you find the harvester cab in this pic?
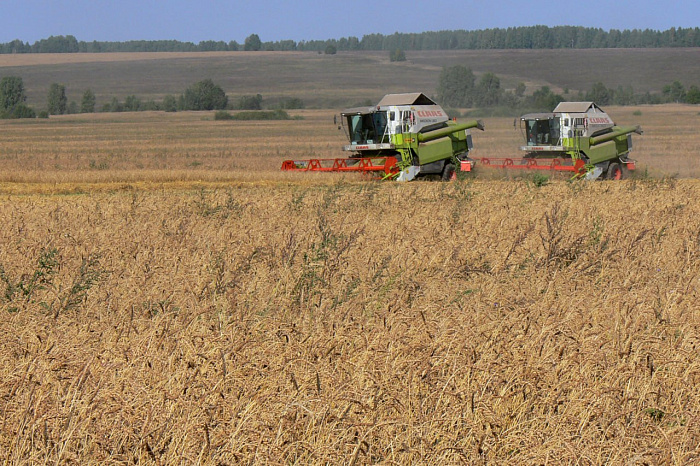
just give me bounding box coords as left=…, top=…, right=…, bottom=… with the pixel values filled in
left=341, top=106, right=392, bottom=155
left=281, top=93, right=484, bottom=181
left=522, top=113, right=561, bottom=148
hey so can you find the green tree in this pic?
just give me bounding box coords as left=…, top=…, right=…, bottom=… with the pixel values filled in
left=0, top=76, right=26, bottom=111
left=613, top=85, right=635, bottom=106
left=182, top=79, right=228, bottom=110
left=663, top=81, right=686, bottom=103
left=109, top=97, right=123, bottom=112
left=47, top=83, right=67, bottom=115
left=34, top=35, right=79, bottom=53
left=236, top=94, right=263, bottom=110
left=141, top=100, right=160, bottom=111
left=390, top=48, right=406, bottom=62
left=123, top=95, right=141, bottom=112
left=586, top=82, right=613, bottom=105
left=436, top=65, right=475, bottom=107
left=530, top=86, right=564, bottom=110
left=244, top=34, right=262, bottom=51
left=686, top=85, right=700, bottom=105
left=324, top=44, right=337, bottom=55
left=81, top=89, right=96, bottom=113
left=474, top=72, right=502, bottom=107
left=162, top=95, right=178, bottom=112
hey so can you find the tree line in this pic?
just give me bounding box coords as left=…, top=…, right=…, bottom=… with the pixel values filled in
left=436, top=66, right=700, bottom=112
left=0, top=76, right=305, bottom=119
left=2, top=26, right=700, bottom=54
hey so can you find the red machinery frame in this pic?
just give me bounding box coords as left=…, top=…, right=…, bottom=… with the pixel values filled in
left=281, top=156, right=399, bottom=176
left=473, top=157, right=587, bottom=174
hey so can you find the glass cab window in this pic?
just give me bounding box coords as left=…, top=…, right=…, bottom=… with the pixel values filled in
left=347, top=112, right=387, bottom=144
left=526, top=118, right=560, bottom=146
left=373, top=112, right=388, bottom=142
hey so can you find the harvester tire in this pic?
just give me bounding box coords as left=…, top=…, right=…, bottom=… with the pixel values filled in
left=607, top=162, right=623, bottom=180
left=442, top=163, right=456, bottom=181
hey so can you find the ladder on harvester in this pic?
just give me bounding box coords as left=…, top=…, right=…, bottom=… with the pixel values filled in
left=571, top=127, right=592, bottom=179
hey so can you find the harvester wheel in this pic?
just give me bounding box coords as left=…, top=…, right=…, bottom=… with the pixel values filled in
left=607, top=162, right=623, bottom=180
left=442, top=163, right=456, bottom=181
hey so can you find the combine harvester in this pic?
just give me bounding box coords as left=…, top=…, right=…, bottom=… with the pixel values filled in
left=281, top=93, right=484, bottom=181
left=472, top=102, right=643, bottom=180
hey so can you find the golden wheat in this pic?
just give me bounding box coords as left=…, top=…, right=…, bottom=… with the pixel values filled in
left=1, top=178, right=699, bottom=464
left=1, top=106, right=700, bottom=463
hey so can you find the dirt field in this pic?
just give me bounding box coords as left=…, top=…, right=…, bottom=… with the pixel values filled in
left=1, top=105, right=700, bottom=463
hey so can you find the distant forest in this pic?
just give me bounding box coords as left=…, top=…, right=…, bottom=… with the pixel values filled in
left=2, top=26, right=700, bottom=54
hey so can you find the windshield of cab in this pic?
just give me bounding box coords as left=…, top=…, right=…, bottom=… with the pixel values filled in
left=347, top=112, right=387, bottom=144
left=525, top=118, right=560, bottom=146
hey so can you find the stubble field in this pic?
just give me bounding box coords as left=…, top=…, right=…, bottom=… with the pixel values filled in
left=1, top=104, right=700, bottom=464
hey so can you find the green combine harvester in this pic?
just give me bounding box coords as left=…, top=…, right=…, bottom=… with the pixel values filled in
left=281, top=93, right=484, bottom=181
left=473, top=102, right=643, bottom=180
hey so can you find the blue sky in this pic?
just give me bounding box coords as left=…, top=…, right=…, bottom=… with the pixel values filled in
left=1, top=0, right=697, bottom=44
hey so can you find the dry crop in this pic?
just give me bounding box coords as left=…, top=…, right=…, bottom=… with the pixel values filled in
left=1, top=104, right=700, bottom=464
left=1, top=178, right=700, bottom=464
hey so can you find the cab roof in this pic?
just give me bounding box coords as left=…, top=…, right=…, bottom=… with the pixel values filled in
left=377, top=93, right=437, bottom=107
left=553, top=101, right=603, bottom=113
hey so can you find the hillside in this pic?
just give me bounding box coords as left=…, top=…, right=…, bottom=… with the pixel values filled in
left=0, top=48, right=698, bottom=109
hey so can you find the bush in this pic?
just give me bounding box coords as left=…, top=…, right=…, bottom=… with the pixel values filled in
left=141, top=100, right=160, bottom=111
left=529, top=172, right=550, bottom=188
left=1, top=103, right=36, bottom=119
left=236, top=94, right=263, bottom=110
left=214, top=110, right=234, bottom=120
left=230, top=109, right=296, bottom=120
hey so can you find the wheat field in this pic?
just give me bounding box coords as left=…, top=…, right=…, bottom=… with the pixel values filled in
left=1, top=105, right=700, bottom=464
